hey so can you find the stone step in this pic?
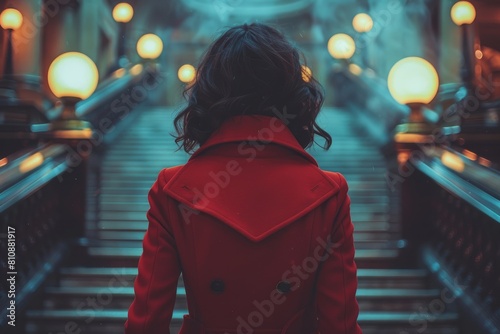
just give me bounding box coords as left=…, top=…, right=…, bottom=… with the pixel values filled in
left=85, top=247, right=399, bottom=269
left=99, top=179, right=389, bottom=188
left=58, top=267, right=428, bottom=289
left=88, top=230, right=401, bottom=243
left=97, top=205, right=391, bottom=221
left=81, top=234, right=404, bottom=251
left=24, top=309, right=459, bottom=334
left=94, top=219, right=398, bottom=232
left=40, top=286, right=441, bottom=312
left=98, top=193, right=390, bottom=204
left=99, top=186, right=389, bottom=195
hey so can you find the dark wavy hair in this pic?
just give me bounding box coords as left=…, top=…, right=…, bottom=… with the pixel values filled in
left=174, top=23, right=332, bottom=153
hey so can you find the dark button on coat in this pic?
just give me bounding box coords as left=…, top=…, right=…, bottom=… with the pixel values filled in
left=125, top=115, right=362, bottom=333
left=210, top=280, right=225, bottom=294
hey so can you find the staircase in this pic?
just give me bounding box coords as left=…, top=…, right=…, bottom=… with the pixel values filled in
left=25, top=107, right=459, bottom=333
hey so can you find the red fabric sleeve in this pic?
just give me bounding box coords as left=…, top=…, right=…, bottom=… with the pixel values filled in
left=125, top=169, right=181, bottom=333
left=316, top=173, right=362, bottom=333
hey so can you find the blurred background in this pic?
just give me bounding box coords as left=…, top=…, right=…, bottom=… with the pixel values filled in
left=0, top=0, right=499, bottom=333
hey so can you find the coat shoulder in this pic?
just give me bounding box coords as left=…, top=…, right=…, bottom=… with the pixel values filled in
left=157, top=165, right=185, bottom=188
left=321, top=170, right=348, bottom=192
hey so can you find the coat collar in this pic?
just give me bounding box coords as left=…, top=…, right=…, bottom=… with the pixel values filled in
left=164, top=115, right=340, bottom=242
left=189, top=115, right=318, bottom=165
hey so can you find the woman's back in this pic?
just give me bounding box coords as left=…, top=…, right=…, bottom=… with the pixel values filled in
left=125, top=23, right=361, bottom=334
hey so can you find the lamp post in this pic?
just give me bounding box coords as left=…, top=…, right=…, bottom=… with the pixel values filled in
left=135, top=33, right=163, bottom=103
left=388, top=57, right=440, bottom=264
left=0, top=8, right=23, bottom=78
left=388, top=57, right=439, bottom=141
left=327, top=33, right=356, bottom=107
left=327, top=33, right=356, bottom=64
left=112, top=2, right=134, bottom=68
left=451, top=1, right=476, bottom=93
left=43, top=52, right=99, bottom=135
left=352, top=13, right=373, bottom=68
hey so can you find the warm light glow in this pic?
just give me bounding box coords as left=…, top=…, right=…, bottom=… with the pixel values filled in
left=53, top=129, right=93, bottom=139
left=388, top=57, right=439, bottom=105
left=394, top=133, right=434, bottom=143
left=130, top=64, right=143, bottom=76
left=348, top=63, right=362, bottom=76
left=301, top=65, right=312, bottom=82
left=327, top=33, right=356, bottom=59
left=48, top=52, right=99, bottom=99
left=478, top=157, right=492, bottom=167
left=451, top=1, right=476, bottom=25
left=441, top=151, right=464, bottom=173
left=113, top=68, right=127, bottom=78
left=352, top=13, right=373, bottom=33
left=0, top=157, right=8, bottom=168
left=475, top=50, right=483, bottom=59
left=462, top=149, right=477, bottom=161
left=178, top=64, right=196, bottom=83
left=112, top=3, right=134, bottom=23
left=19, top=152, right=44, bottom=174
left=137, top=34, right=163, bottom=60
left=0, top=8, right=23, bottom=30
left=398, top=152, right=409, bottom=164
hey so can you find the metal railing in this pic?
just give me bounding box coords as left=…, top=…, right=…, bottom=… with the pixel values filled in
left=407, top=146, right=500, bottom=332
left=0, top=144, right=71, bottom=327
left=0, top=63, right=157, bottom=328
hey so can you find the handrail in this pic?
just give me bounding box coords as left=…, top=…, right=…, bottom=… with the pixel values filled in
left=421, top=145, right=500, bottom=188
left=350, top=68, right=409, bottom=114
left=0, top=144, right=69, bottom=213
left=0, top=145, right=74, bottom=329
left=437, top=82, right=462, bottom=101
left=414, top=146, right=500, bottom=223
left=76, top=64, right=147, bottom=118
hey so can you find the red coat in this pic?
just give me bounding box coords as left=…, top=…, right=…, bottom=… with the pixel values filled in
left=125, top=115, right=362, bottom=334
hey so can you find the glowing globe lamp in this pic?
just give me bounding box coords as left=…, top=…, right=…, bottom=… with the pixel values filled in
left=388, top=57, right=439, bottom=105
left=178, top=64, right=196, bottom=83
left=112, top=3, right=134, bottom=23
left=0, top=8, right=23, bottom=30
left=48, top=52, right=99, bottom=100
left=328, top=34, right=356, bottom=60
left=137, top=34, right=163, bottom=60
left=451, top=1, right=476, bottom=26
left=353, top=13, right=373, bottom=33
